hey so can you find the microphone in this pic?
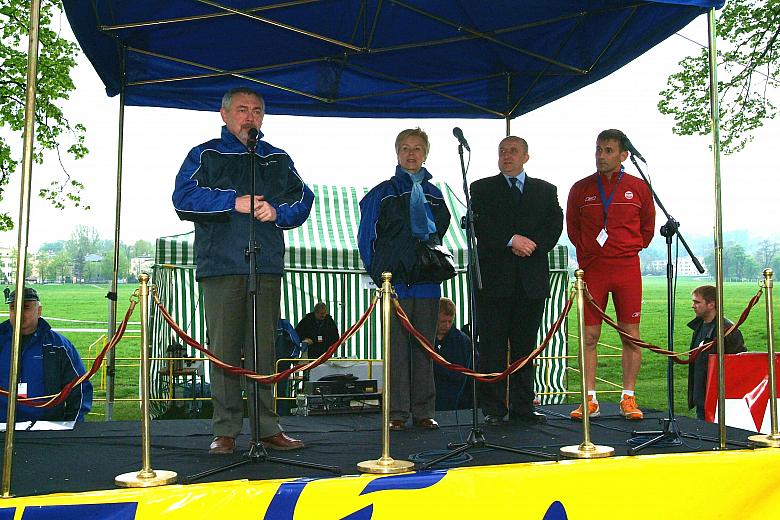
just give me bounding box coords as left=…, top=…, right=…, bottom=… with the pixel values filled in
left=623, top=137, right=645, bottom=163
left=453, top=127, right=470, bottom=151
left=247, top=128, right=258, bottom=151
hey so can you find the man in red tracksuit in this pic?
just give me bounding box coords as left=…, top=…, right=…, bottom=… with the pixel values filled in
left=566, top=129, right=655, bottom=421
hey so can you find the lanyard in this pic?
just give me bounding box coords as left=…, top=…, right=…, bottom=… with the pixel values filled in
left=595, top=169, right=624, bottom=229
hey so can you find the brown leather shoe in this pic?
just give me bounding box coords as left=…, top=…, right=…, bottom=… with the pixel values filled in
left=209, top=436, right=235, bottom=455
left=261, top=432, right=305, bottom=451
left=389, top=419, right=406, bottom=431
left=414, top=418, right=440, bottom=430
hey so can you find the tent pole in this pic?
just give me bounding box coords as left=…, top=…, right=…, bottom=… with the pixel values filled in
left=706, top=8, right=727, bottom=449
left=105, top=51, right=127, bottom=421
left=505, top=73, right=511, bottom=136
left=2, top=0, right=41, bottom=498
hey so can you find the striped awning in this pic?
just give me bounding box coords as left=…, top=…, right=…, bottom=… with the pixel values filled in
left=286, top=182, right=468, bottom=271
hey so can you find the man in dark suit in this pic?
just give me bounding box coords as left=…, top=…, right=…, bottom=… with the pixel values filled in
left=470, top=136, right=563, bottom=426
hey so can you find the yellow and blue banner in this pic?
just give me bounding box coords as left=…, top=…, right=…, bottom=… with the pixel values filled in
left=3, top=449, right=779, bottom=519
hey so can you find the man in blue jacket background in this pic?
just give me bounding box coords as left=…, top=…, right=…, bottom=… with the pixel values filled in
left=0, top=287, right=92, bottom=423
left=173, top=87, right=314, bottom=454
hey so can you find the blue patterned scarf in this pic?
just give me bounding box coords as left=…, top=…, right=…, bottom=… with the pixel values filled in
left=407, top=169, right=437, bottom=240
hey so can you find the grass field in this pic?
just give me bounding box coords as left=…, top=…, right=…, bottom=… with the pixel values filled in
left=4, top=276, right=778, bottom=421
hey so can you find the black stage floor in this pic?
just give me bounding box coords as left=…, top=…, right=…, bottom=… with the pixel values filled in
left=3, top=404, right=755, bottom=497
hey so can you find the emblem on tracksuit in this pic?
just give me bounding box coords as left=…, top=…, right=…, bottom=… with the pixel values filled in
left=624, top=191, right=634, bottom=200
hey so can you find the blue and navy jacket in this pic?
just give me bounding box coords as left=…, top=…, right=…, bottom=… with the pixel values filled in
left=358, top=166, right=451, bottom=299
left=0, top=318, right=93, bottom=422
left=172, top=126, right=314, bottom=279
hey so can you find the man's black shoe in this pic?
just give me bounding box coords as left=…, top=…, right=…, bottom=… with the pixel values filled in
left=510, top=411, right=547, bottom=425
left=483, top=414, right=505, bottom=426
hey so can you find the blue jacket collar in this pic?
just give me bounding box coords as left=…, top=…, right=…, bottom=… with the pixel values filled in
left=0, top=317, right=50, bottom=348
left=220, top=125, right=265, bottom=149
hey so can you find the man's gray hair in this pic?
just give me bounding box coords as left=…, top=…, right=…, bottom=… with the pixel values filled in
left=221, top=87, right=265, bottom=111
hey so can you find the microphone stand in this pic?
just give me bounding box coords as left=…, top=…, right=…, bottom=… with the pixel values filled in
left=419, top=142, right=556, bottom=470
left=187, top=131, right=339, bottom=482
left=626, top=154, right=745, bottom=454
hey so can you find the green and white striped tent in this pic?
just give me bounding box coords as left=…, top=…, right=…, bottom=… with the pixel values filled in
left=149, top=183, right=569, bottom=413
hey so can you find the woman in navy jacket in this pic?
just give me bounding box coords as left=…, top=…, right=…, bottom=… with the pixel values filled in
left=358, top=128, right=451, bottom=431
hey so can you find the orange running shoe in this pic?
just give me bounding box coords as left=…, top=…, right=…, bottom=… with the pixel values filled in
left=570, top=395, right=600, bottom=420
left=619, top=394, right=644, bottom=420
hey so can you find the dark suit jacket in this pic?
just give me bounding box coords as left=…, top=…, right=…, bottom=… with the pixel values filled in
left=471, top=174, right=563, bottom=299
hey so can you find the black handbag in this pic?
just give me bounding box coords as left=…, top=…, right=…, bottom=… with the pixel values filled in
left=414, top=240, right=457, bottom=283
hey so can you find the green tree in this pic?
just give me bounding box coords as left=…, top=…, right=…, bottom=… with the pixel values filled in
left=131, top=239, right=154, bottom=258
left=0, top=1, right=89, bottom=231
left=754, top=239, right=779, bottom=268
left=658, top=0, right=780, bottom=154
left=723, top=242, right=760, bottom=280
left=35, top=250, right=53, bottom=282
left=65, top=225, right=100, bottom=282
left=771, top=254, right=780, bottom=276
left=38, top=240, right=66, bottom=254
left=50, top=249, right=71, bottom=282
left=99, top=243, right=130, bottom=281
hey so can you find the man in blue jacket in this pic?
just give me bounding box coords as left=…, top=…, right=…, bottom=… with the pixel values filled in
left=0, top=287, right=92, bottom=423
left=173, top=87, right=314, bottom=454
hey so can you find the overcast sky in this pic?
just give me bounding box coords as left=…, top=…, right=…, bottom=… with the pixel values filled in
left=0, top=13, right=778, bottom=253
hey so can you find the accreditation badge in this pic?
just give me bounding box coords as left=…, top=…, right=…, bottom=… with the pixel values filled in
left=596, top=228, right=608, bottom=247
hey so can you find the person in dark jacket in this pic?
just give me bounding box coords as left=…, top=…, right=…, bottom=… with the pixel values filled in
left=471, top=136, right=563, bottom=426
left=358, top=127, right=451, bottom=431
left=172, top=87, right=314, bottom=454
left=434, top=297, right=475, bottom=411
left=0, top=287, right=92, bottom=423
left=295, top=303, right=340, bottom=359
left=688, top=285, right=746, bottom=420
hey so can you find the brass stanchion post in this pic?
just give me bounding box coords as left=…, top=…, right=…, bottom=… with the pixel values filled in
left=358, top=272, right=414, bottom=474
left=749, top=268, right=780, bottom=448
left=116, top=274, right=178, bottom=487
left=561, top=270, right=614, bottom=459
left=2, top=0, right=42, bottom=499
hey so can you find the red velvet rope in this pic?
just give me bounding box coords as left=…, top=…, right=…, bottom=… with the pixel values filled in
left=393, top=291, right=576, bottom=383
left=584, top=286, right=763, bottom=365
left=153, top=291, right=379, bottom=385
left=0, top=298, right=137, bottom=408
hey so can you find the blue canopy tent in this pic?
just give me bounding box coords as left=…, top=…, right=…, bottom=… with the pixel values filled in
left=63, top=0, right=722, bottom=119
left=54, top=0, right=728, bottom=420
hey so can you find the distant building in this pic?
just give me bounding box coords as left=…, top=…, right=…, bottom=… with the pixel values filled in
left=130, top=256, right=154, bottom=277
left=647, top=257, right=707, bottom=276
left=0, top=246, right=13, bottom=284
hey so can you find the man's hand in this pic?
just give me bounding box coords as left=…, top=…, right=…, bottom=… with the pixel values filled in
left=510, top=234, right=537, bottom=257
left=254, top=198, right=277, bottom=222
left=302, top=338, right=314, bottom=345
left=235, top=195, right=277, bottom=222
